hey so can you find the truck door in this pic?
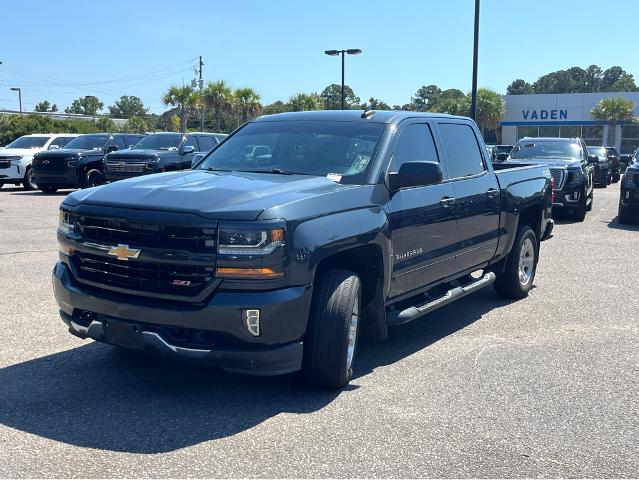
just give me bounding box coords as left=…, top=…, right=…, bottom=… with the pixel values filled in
left=435, top=122, right=500, bottom=272
left=387, top=121, right=458, bottom=298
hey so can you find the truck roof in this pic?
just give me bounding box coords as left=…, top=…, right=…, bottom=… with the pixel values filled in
left=254, top=110, right=467, bottom=124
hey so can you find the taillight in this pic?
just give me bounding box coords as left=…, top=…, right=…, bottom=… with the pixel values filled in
left=551, top=177, right=555, bottom=204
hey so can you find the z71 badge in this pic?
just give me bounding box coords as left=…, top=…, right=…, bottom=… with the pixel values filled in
left=395, top=248, right=423, bottom=262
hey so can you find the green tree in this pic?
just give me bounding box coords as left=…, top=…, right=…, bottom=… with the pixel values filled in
left=202, top=80, right=233, bottom=131
left=162, top=85, right=200, bottom=133
left=462, top=88, right=505, bottom=137
left=584, top=65, right=603, bottom=92
left=34, top=100, right=58, bottom=112
left=107, top=95, right=148, bottom=118
left=363, top=97, right=391, bottom=110
left=411, top=85, right=441, bottom=111
left=287, top=92, right=323, bottom=111
left=122, top=115, right=149, bottom=134
left=591, top=98, right=636, bottom=147
left=64, top=96, right=104, bottom=117
left=95, top=117, right=116, bottom=132
left=233, top=87, right=261, bottom=124
left=262, top=101, right=288, bottom=115
left=430, top=89, right=466, bottom=112
left=506, top=79, right=533, bottom=95
left=320, top=84, right=360, bottom=110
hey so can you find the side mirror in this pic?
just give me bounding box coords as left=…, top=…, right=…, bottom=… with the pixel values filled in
left=48, top=144, right=60, bottom=150
left=182, top=145, right=196, bottom=155
left=191, top=153, right=205, bottom=168
left=388, top=161, right=443, bottom=191
left=588, top=155, right=598, bottom=163
left=105, top=144, right=118, bottom=153
left=496, top=153, right=509, bottom=162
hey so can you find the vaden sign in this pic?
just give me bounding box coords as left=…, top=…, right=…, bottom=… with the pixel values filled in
left=522, top=109, right=568, bottom=120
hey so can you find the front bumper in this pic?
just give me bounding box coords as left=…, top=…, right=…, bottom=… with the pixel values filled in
left=0, top=165, right=23, bottom=182
left=53, top=261, right=311, bottom=375
left=33, top=167, right=79, bottom=187
left=552, top=184, right=585, bottom=211
left=620, top=184, right=639, bottom=209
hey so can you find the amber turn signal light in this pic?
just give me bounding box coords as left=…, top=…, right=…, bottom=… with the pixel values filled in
left=216, top=267, right=284, bottom=279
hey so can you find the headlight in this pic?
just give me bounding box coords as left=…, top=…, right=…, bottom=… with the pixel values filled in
left=58, top=210, right=76, bottom=235
left=218, top=228, right=285, bottom=255
left=10, top=156, right=23, bottom=164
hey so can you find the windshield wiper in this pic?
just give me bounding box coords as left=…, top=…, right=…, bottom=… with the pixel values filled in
left=235, top=168, right=302, bottom=175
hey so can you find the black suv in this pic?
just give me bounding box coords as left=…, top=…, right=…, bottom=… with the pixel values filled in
left=587, top=146, right=611, bottom=187
left=619, top=152, right=639, bottom=224
left=508, top=137, right=595, bottom=221
left=32, top=133, right=143, bottom=193
left=606, top=146, right=621, bottom=183
left=104, top=132, right=225, bottom=182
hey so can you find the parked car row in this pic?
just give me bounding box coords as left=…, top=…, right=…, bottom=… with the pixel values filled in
left=0, top=131, right=227, bottom=193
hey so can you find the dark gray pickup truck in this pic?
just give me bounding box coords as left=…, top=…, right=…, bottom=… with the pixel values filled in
left=54, top=111, right=553, bottom=388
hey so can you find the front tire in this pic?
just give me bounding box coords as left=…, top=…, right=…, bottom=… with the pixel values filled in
left=23, top=167, right=37, bottom=191
left=303, top=269, right=361, bottom=389
left=39, top=185, right=58, bottom=194
left=85, top=169, right=104, bottom=188
left=586, top=190, right=593, bottom=212
left=494, top=226, right=538, bottom=299
left=618, top=203, right=631, bottom=224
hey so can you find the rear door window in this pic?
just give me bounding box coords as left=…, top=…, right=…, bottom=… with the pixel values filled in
left=196, top=135, right=217, bottom=152
left=183, top=135, right=199, bottom=150
left=437, top=123, right=486, bottom=179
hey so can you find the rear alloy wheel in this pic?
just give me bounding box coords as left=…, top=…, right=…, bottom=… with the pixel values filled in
left=303, top=269, right=361, bottom=389
left=23, top=167, right=37, bottom=191
left=85, top=169, right=104, bottom=188
left=494, top=226, right=538, bottom=299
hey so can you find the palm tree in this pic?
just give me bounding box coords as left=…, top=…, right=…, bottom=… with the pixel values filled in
left=233, top=87, right=261, bottom=125
left=162, top=85, right=200, bottom=133
left=203, top=80, right=233, bottom=132
left=287, top=92, right=323, bottom=112
left=591, top=98, right=636, bottom=148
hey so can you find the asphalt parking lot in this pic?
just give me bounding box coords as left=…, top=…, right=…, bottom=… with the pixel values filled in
left=0, top=183, right=637, bottom=478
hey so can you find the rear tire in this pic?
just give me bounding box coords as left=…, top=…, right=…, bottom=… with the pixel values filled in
left=618, top=203, right=631, bottom=224
left=23, top=167, right=37, bottom=191
left=613, top=173, right=620, bottom=183
left=39, top=185, right=58, bottom=194
left=303, top=269, right=361, bottom=389
left=494, top=226, right=538, bottom=300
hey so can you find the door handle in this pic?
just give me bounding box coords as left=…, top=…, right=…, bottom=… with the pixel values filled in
left=440, top=196, right=456, bottom=207
left=487, top=188, right=499, bottom=198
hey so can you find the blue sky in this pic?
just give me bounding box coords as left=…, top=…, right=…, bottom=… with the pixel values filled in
left=1, top=0, right=638, bottom=114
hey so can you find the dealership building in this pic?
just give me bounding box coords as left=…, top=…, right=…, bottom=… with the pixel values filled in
left=500, top=92, right=639, bottom=153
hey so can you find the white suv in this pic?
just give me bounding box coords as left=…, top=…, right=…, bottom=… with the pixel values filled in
left=0, top=133, right=78, bottom=190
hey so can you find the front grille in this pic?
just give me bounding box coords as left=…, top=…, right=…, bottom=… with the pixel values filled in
left=550, top=168, right=566, bottom=190
left=106, top=161, right=147, bottom=173
left=0, top=161, right=11, bottom=169
left=72, top=252, right=215, bottom=297
left=33, top=157, right=73, bottom=172
left=73, top=214, right=216, bottom=251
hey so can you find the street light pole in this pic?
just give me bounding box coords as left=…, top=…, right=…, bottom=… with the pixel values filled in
left=10, top=87, right=22, bottom=116
left=324, top=49, right=362, bottom=110
left=470, top=0, right=480, bottom=121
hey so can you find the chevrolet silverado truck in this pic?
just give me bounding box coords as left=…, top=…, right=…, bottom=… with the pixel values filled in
left=104, top=132, right=226, bottom=182
left=508, top=137, right=594, bottom=221
left=0, top=133, right=78, bottom=190
left=32, top=133, right=144, bottom=193
left=54, top=111, right=553, bottom=388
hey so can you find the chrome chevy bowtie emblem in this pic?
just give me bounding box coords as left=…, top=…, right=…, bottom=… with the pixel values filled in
left=107, top=244, right=141, bottom=261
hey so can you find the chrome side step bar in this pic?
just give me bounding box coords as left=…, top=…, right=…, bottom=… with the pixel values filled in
left=386, top=272, right=496, bottom=326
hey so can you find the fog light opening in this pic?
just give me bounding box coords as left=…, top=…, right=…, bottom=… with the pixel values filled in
left=243, top=309, right=261, bottom=336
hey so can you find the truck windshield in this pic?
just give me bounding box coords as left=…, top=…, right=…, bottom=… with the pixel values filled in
left=133, top=133, right=182, bottom=150
left=511, top=141, right=582, bottom=160
left=196, top=121, right=385, bottom=183
left=5, top=136, right=49, bottom=149
left=587, top=146, right=606, bottom=156
left=65, top=135, right=109, bottom=150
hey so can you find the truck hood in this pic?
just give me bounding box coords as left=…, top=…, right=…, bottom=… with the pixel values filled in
left=507, top=157, right=582, bottom=168
left=0, top=147, right=42, bottom=157
left=64, top=170, right=367, bottom=221
left=36, top=148, right=102, bottom=159
left=106, top=149, right=167, bottom=161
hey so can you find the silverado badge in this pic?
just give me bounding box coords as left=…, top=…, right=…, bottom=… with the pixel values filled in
left=108, top=244, right=141, bottom=261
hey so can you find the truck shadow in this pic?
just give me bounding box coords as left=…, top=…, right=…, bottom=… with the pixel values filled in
left=606, top=217, right=639, bottom=231
left=0, top=289, right=510, bottom=454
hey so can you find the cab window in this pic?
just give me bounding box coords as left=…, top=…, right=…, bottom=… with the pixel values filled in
left=437, top=123, right=486, bottom=179
left=389, top=123, right=439, bottom=173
